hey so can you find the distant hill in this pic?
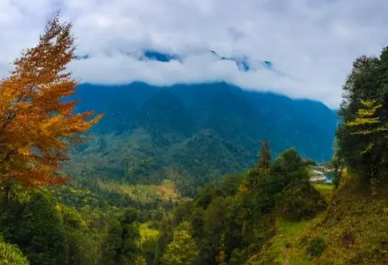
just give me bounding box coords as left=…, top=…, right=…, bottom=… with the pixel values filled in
left=67, top=82, right=337, bottom=194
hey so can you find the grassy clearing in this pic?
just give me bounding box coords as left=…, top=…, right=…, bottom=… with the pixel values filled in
left=97, top=179, right=181, bottom=203
left=248, top=215, right=321, bottom=265
left=313, top=183, right=334, bottom=202
left=156, top=180, right=180, bottom=201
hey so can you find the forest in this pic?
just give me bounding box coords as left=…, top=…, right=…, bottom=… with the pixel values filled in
left=1, top=15, right=388, bottom=265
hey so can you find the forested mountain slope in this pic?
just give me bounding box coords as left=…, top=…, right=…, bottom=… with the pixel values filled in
left=67, top=82, right=337, bottom=194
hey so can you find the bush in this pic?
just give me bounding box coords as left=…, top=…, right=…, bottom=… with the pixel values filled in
left=306, top=237, right=327, bottom=257
left=229, top=248, right=245, bottom=265
left=0, top=239, right=29, bottom=265
left=276, top=180, right=327, bottom=221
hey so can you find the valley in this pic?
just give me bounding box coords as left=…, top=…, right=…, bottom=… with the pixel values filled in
left=1, top=11, right=388, bottom=265
left=66, top=82, right=337, bottom=196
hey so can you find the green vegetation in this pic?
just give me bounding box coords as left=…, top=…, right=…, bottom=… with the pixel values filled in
left=148, top=146, right=327, bottom=265
left=276, top=180, right=326, bottom=222
left=100, top=207, right=141, bottom=265
left=306, top=237, right=327, bottom=258
left=67, top=79, right=337, bottom=197
left=161, top=222, right=199, bottom=265
left=248, top=171, right=388, bottom=265
left=0, top=239, right=29, bottom=265
left=245, top=46, right=388, bottom=265
left=2, top=14, right=388, bottom=265
left=337, top=48, right=388, bottom=182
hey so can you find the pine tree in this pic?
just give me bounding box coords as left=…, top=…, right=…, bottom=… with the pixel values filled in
left=255, top=141, right=271, bottom=170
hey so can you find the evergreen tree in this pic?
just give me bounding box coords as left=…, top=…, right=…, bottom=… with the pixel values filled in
left=15, top=192, right=68, bottom=265
left=255, top=141, right=271, bottom=170
left=100, top=207, right=140, bottom=265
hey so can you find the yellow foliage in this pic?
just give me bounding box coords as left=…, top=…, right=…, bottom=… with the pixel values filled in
left=238, top=184, right=248, bottom=196
left=346, top=100, right=386, bottom=134
left=139, top=223, right=160, bottom=244
left=55, top=203, right=62, bottom=213
left=0, top=14, right=101, bottom=187
left=97, top=179, right=180, bottom=203
left=156, top=180, right=180, bottom=201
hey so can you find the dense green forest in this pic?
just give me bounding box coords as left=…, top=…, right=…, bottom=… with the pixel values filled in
left=65, top=82, right=337, bottom=197
left=2, top=15, right=388, bottom=265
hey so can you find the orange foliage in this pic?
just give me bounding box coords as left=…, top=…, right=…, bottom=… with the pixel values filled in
left=0, top=14, right=102, bottom=187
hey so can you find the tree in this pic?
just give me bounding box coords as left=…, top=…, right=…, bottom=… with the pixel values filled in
left=14, top=192, right=68, bottom=265
left=332, top=152, right=343, bottom=188
left=247, top=148, right=308, bottom=218
left=337, top=48, right=388, bottom=181
left=247, top=141, right=272, bottom=192
left=62, top=206, right=100, bottom=265
left=255, top=140, right=271, bottom=170
left=342, top=100, right=387, bottom=179
left=161, top=222, right=199, bottom=265
left=270, top=148, right=308, bottom=187
left=0, top=14, right=101, bottom=187
left=100, top=207, right=141, bottom=265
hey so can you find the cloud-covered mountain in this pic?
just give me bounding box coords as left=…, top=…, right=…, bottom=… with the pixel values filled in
left=76, top=49, right=274, bottom=73
left=2, top=0, right=388, bottom=108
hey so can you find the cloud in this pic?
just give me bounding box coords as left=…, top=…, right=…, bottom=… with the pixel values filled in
left=1, top=0, right=388, bottom=108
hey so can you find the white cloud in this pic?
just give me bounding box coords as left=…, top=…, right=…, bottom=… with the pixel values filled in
left=1, top=0, right=388, bottom=108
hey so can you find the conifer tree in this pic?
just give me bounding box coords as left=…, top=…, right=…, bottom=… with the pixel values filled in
left=255, top=141, right=271, bottom=170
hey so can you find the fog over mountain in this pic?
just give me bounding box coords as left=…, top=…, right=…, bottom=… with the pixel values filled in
left=2, top=0, right=388, bottom=108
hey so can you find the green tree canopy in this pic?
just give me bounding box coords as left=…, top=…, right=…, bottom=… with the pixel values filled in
left=161, top=222, right=199, bottom=265
left=15, top=192, right=68, bottom=265
left=100, top=207, right=140, bottom=265
left=337, top=47, right=388, bottom=180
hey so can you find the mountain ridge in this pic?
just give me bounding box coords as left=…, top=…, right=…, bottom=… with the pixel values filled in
left=68, top=82, right=337, bottom=194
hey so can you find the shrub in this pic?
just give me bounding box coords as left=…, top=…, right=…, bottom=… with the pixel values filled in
left=0, top=239, right=29, bottom=265
left=306, top=237, right=327, bottom=257
left=277, top=180, right=327, bottom=221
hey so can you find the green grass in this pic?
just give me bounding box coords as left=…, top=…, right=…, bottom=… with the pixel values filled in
left=313, top=183, right=334, bottom=202
left=312, top=183, right=333, bottom=191
left=247, top=218, right=315, bottom=265
left=248, top=171, right=388, bottom=265
left=289, top=173, right=388, bottom=264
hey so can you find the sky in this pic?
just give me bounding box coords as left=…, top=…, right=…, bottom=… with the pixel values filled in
left=1, top=0, right=388, bottom=108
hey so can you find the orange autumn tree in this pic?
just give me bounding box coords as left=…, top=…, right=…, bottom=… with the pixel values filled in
left=0, top=14, right=101, bottom=187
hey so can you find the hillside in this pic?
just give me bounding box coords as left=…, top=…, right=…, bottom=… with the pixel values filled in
left=67, top=82, right=337, bottom=194
left=248, top=171, right=388, bottom=265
